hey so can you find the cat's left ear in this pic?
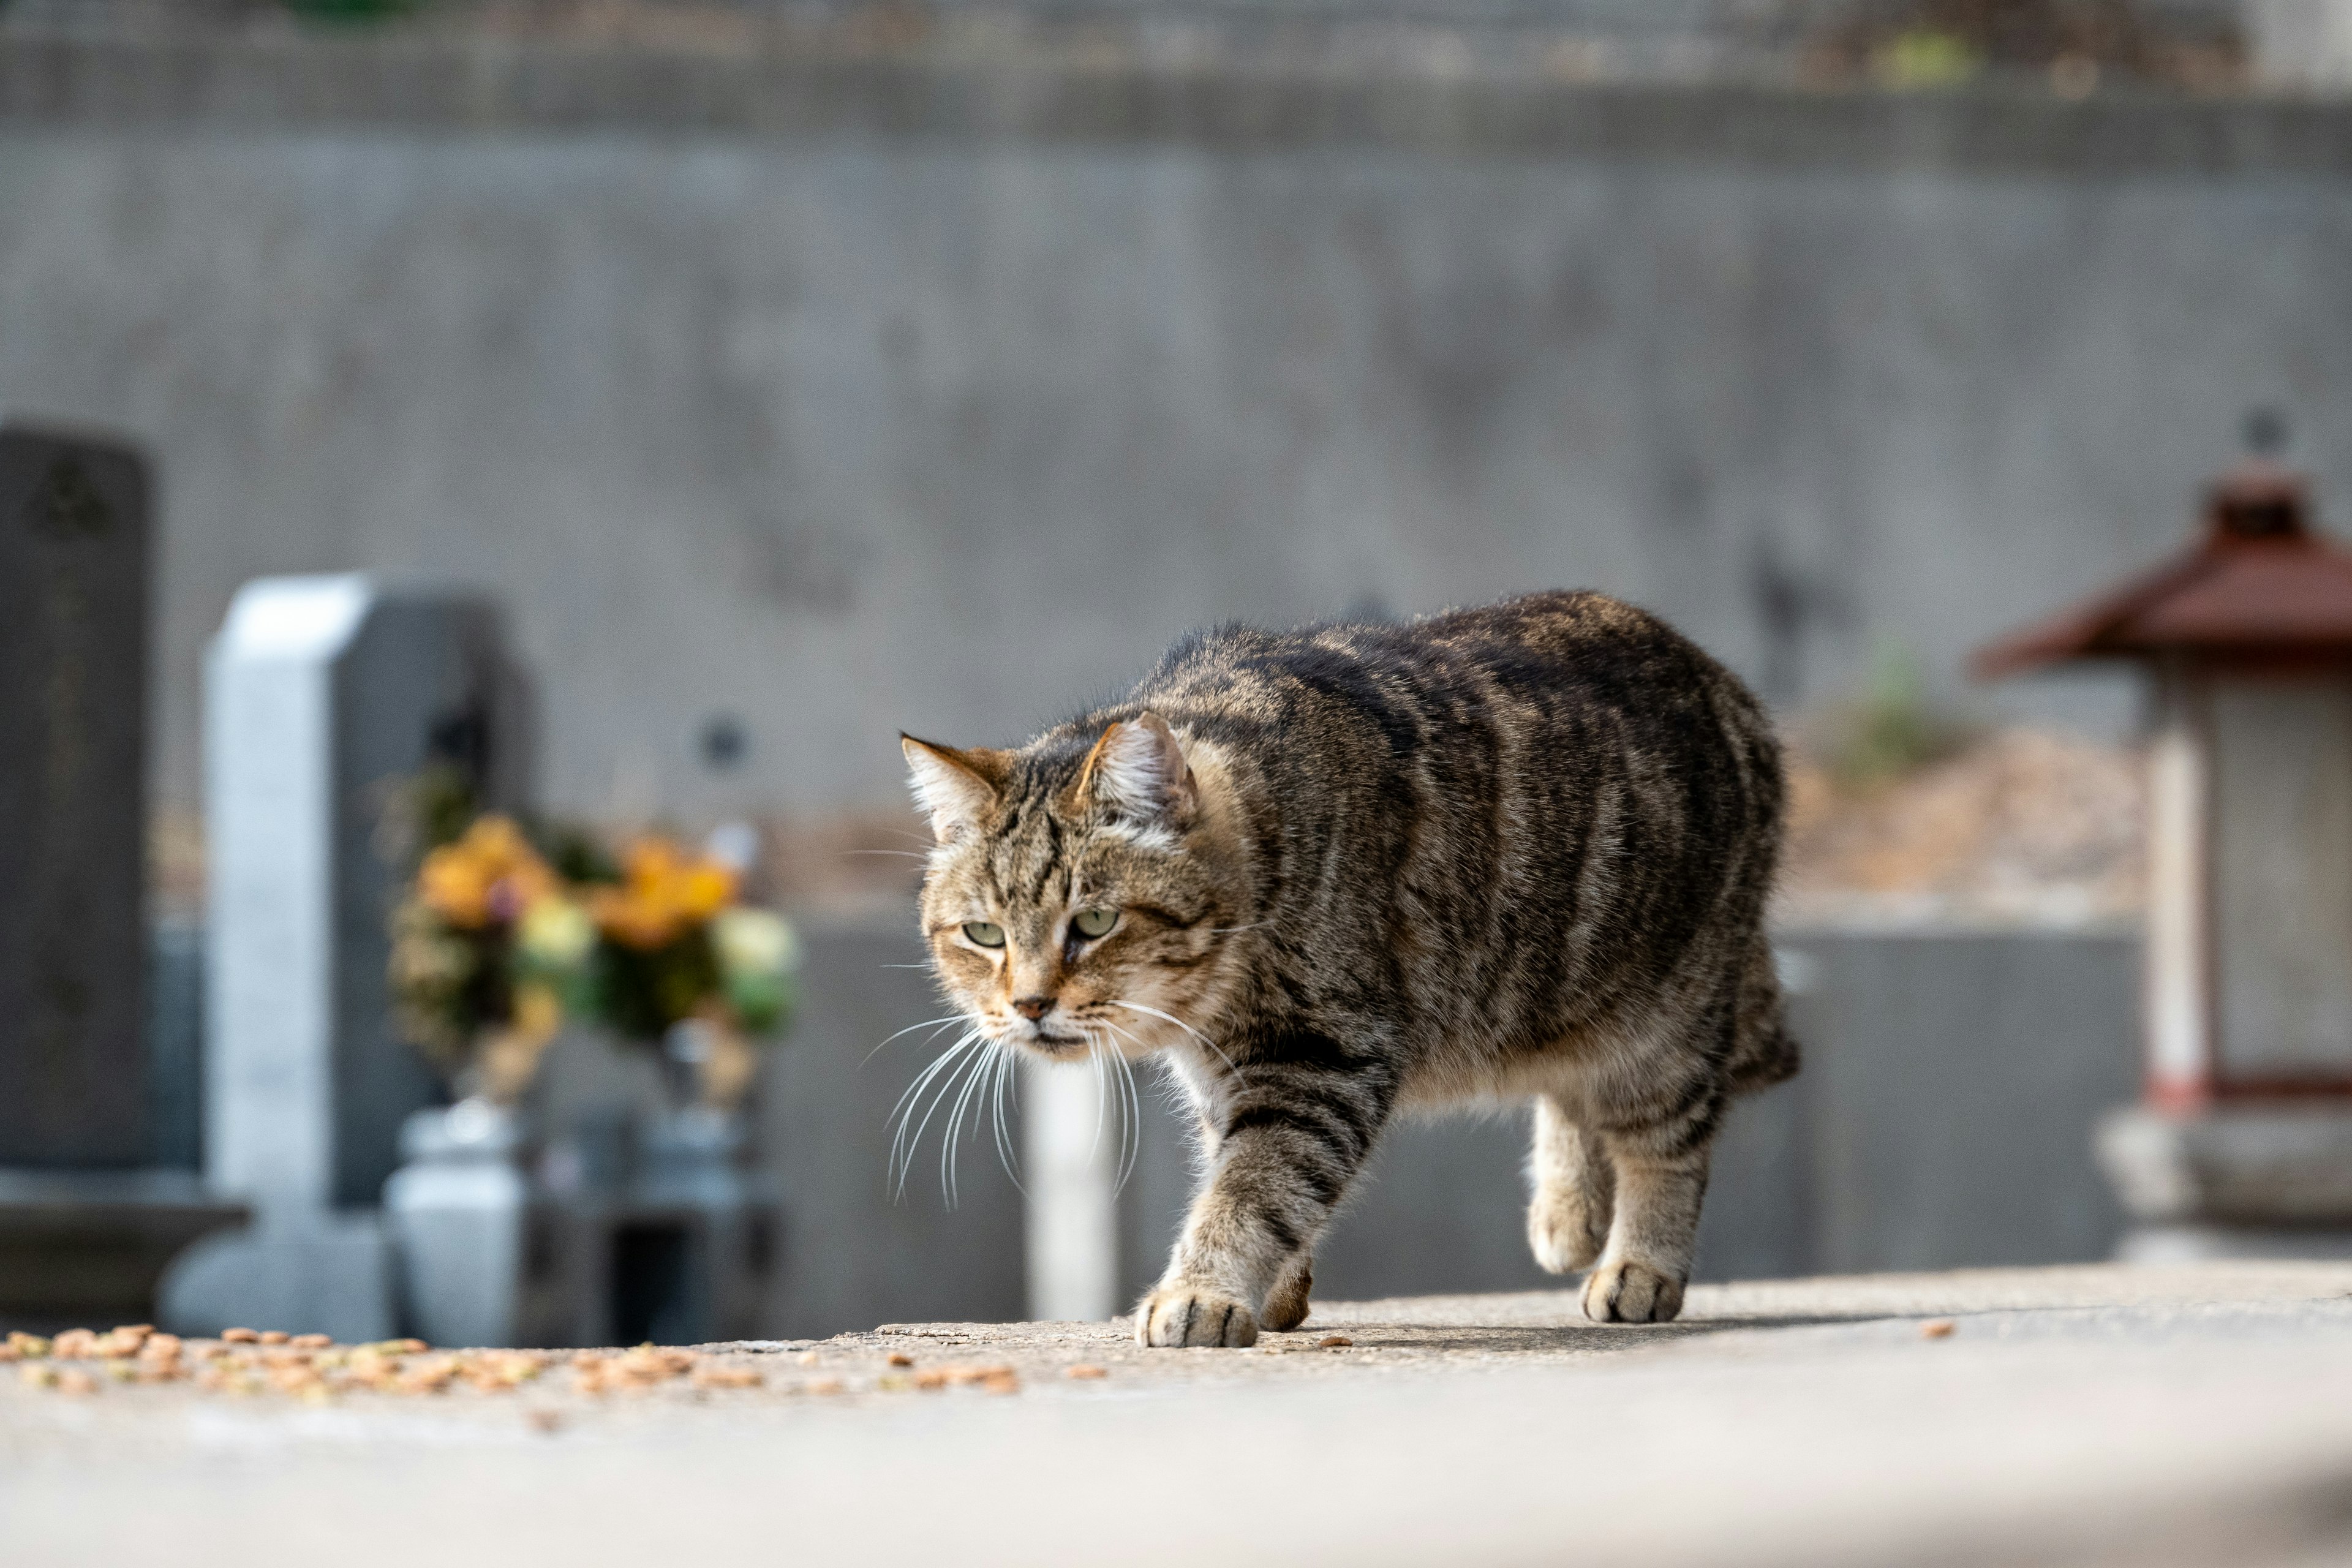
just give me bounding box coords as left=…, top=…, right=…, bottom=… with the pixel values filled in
left=1075, top=712, right=1198, bottom=829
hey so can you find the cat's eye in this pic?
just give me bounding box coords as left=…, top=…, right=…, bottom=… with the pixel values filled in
left=962, top=921, right=1006, bottom=949
left=1071, top=907, right=1118, bottom=940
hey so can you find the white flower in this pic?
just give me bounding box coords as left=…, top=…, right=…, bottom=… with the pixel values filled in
left=518, top=898, right=596, bottom=969
left=714, top=907, right=798, bottom=978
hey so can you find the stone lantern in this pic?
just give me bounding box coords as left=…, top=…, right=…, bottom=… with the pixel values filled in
left=1978, top=456, right=2352, bottom=1257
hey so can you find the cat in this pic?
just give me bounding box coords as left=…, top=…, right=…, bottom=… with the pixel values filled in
left=900, top=589, right=1795, bottom=1346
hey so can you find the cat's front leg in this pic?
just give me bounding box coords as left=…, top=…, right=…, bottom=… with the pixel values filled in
left=1137, top=1051, right=1388, bottom=1348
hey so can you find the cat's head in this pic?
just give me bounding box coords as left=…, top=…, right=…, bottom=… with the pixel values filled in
left=901, top=713, right=1242, bottom=1062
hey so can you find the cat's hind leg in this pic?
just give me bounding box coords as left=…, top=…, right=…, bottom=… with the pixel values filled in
left=1581, top=1061, right=1725, bottom=1325
left=1526, top=1093, right=1614, bottom=1274
left=1260, top=1253, right=1314, bottom=1332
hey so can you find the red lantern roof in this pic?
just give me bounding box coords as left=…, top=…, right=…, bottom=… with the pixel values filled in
left=1975, top=466, right=2352, bottom=677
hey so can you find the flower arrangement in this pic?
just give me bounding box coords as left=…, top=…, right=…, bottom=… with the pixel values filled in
left=389, top=816, right=797, bottom=1109
left=583, top=835, right=800, bottom=1108
left=388, top=815, right=590, bottom=1104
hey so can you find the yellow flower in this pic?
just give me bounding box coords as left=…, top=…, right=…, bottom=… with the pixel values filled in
left=589, top=837, right=739, bottom=951
left=415, top=816, right=560, bottom=930
left=418, top=846, right=494, bottom=928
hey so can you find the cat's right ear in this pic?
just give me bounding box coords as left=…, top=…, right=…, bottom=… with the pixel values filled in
left=901, top=736, right=1009, bottom=844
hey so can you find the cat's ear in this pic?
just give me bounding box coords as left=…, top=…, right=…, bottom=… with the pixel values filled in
left=901, top=736, right=1009, bottom=844
left=1076, top=712, right=1197, bottom=829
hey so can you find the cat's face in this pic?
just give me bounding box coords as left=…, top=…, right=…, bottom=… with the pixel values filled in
left=902, top=714, right=1240, bottom=1062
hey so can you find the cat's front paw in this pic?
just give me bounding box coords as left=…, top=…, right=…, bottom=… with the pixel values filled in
left=1582, top=1261, right=1684, bottom=1324
left=1136, top=1287, right=1259, bottom=1348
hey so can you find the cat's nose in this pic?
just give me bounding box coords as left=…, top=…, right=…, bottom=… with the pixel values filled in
left=1012, top=995, right=1055, bottom=1022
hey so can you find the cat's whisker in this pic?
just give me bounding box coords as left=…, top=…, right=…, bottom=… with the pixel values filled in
left=1095, top=1017, right=1152, bottom=1193
left=887, top=1033, right=984, bottom=1195
left=900, top=1038, right=992, bottom=1202
left=941, top=1039, right=998, bottom=1208
left=886, top=1030, right=981, bottom=1132
left=864, top=1013, right=972, bottom=1066
left=989, top=1047, right=1025, bottom=1193
left=1108, top=1000, right=1243, bottom=1081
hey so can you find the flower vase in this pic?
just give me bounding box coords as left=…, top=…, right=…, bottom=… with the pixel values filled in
left=382, top=1097, right=561, bottom=1349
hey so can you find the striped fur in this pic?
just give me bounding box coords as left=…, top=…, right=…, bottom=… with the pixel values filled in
left=902, top=590, right=1795, bottom=1346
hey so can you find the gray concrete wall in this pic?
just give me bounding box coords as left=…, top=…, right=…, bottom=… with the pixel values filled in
left=8, top=37, right=2352, bottom=831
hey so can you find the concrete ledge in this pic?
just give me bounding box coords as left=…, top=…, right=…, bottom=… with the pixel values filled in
left=8, top=29, right=2352, bottom=173
left=2099, top=1104, right=2352, bottom=1223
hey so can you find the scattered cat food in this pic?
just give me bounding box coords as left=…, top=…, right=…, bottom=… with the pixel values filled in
left=806, top=1378, right=848, bottom=1396
left=55, top=1368, right=99, bottom=1396
left=1065, top=1365, right=1108, bottom=1380
left=1318, top=1336, right=1354, bottom=1349
left=692, top=1363, right=764, bottom=1391
left=1920, top=1319, right=1956, bottom=1340
left=290, top=1333, right=333, bottom=1351
left=221, top=1328, right=260, bottom=1344
left=885, top=1351, right=915, bottom=1367
left=796, top=1351, right=821, bottom=1366
left=526, top=1408, right=564, bottom=1434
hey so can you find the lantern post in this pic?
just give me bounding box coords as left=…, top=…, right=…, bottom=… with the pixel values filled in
left=1978, top=456, right=2352, bottom=1255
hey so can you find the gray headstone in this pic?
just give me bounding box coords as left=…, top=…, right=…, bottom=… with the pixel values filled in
left=166, top=575, right=528, bottom=1341
left=0, top=424, right=151, bottom=1168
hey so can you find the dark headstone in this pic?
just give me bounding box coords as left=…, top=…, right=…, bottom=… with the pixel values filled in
left=0, top=426, right=150, bottom=1168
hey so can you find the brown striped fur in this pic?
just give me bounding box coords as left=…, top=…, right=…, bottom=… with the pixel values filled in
left=902, top=590, right=1795, bottom=1346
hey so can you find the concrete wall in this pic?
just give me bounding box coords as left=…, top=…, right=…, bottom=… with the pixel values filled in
left=9, top=36, right=2352, bottom=831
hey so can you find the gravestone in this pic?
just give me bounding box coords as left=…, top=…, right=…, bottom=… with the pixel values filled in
left=0, top=422, right=244, bottom=1333
left=0, top=424, right=151, bottom=1166
left=162, top=575, right=529, bottom=1341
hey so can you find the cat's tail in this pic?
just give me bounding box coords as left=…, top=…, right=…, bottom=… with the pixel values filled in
left=1725, top=939, right=1800, bottom=1095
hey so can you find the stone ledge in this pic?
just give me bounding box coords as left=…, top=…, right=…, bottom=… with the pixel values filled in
left=5, top=29, right=2352, bottom=173
left=2099, top=1104, right=2352, bottom=1223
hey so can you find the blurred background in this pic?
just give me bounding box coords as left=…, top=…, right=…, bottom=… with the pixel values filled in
left=3, top=0, right=2350, bottom=1346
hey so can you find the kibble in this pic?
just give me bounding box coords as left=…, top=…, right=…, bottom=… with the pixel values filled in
left=1318, top=1336, right=1354, bottom=1349
left=1920, top=1319, right=1956, bottom=1340
left=692, top=1364, right=764, bottom=1391
left=884, top=1351, right=914, bottom=1368
left=1065, top=1365, right=1108, bottom=1380
left=221, top=1327, right=260, bottom=1344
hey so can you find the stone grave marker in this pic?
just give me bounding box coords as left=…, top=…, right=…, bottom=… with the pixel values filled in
left=0, top=421, right=245, bottom=1333
left=0, top=424, right=151, bottom=1166
left=163, top=575, right=529, bottom=1340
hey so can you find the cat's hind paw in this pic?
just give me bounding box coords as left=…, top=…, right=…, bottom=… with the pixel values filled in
left=1136, top=1287, right=1259, bottom=1348
left=1526, top=1190, right=1608, bottom=1274
left=1581, top=1261, right=1685, bottom=1324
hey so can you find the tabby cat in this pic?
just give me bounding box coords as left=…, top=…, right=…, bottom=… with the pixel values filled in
left=901, top=590, right=1795, bottom=1346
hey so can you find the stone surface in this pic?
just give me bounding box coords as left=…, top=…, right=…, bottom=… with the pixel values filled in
left=0, top=423, right=149, bottom=1168
left=11, top=1263, right=2352, bottom=1567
